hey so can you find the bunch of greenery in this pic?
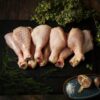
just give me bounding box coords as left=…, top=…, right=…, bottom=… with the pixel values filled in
left=32, top=0, right=93, bottom=26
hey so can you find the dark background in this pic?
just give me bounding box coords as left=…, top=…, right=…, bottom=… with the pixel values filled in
left=0, top=0, right=100, bottom=20
left=0, top=0, right=100, bottom=100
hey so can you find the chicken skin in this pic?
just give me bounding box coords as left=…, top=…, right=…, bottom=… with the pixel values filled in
left=31, top=25, right=51, bottom=64
left=4, top=25, right=93, bottom=69
left=68, top=28, right=93, bottom=67
left=56, top=29, right=93, bottom=68
left=28, top=41, right=37, bottom=69
left=49, top=27, right=67, bottom=64
left=4, top=32, right=27, bottom=69
left=39, top=43, right=50, bottom=67
left=55, top=47, right=72, bottom=68
left=67, top=28, right=85, bottom=67
left=13, top=26, right=32, bottom=61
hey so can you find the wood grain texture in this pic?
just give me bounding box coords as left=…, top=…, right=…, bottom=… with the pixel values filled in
left=0, top=0, right=40, bottom=19
left=0, top=0, right=100, bottom=20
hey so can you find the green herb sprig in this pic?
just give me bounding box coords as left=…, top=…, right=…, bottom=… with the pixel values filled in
left=32, top=0, right=93, bottom=26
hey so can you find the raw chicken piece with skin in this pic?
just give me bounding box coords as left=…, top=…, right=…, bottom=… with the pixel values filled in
left=39, top=43, right=50, bottom=67
left=55, top=47, right=72, bottom=68
left=82, top=30, right=93, bottom=53
left=4, top=32, right=27, bottom=69
left=55, top=33, right=72, bottom=68
left=31, top=25, right=51, bottom=64
left=13, top=26, right=32, bottom=61
left=68, top=28, right=85, bottom=67
left=28, top=41, right=37, bottom=68
left=55, top=29, right=93, bottom=68
left=68, top=28, right=93, bottom=67
left=49, top=27, right=67, bottom=64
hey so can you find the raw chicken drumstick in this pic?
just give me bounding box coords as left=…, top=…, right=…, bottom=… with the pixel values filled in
left=31, top=25, right=51, bottom=64
left=4, top=32, right=27, bottom=69
left=68, top=28, right=93, bottom=67
left=56, top=29, right=93, bottom=68
left=39, top=43, right=50, bottom=67
left=13, top=26, right=32, bottom=61
left=55, top=47, right=72, bottom=68
left=28, top=41, right=37, bottom=68
left=67, top=28, right=85, bottom=67
left=49, top=27, right=67, bottom=64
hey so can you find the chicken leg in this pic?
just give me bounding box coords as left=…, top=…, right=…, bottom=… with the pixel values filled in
left=67, top=28, right=85, bottom=67
left=39, top=43, right=50, bottom=67
left=55, top=47, right=72, bottom=68
left=49, top=27, right=67, bottom=64
left=56, top=29, right=93, bottom=68
left=13, top=26, right=32, bottom=61
left=82, top=30, right=93, bottom=53
left=4, top=32, right=27, bottom=69
left=28, top=41, right=37, bottom=69
left=31, top=25, right=51, bottom=64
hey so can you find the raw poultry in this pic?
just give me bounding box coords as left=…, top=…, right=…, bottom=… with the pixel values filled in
left=49, top=27, right=67, bottom=64
left=4, top=32, right=27, bottom=69
left=13, top=26, right=37, bottom=69
left=68, top=28, right=93, bottom=67
left=5, top=26, right=37, bottom=69
left=13, top=26, right=32, bottom=61
left=31, top=25, right=51, bottom=66
left=55, top=28, right=93, bottom=68
left=4, top=25, right=93, bottom=69
left=67, top=28, right=85, bottom=67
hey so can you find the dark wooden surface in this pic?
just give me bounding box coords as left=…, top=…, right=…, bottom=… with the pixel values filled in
left=0, top=0, right=40, bottom=19
left=0, top=0, right=100, bottom=20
